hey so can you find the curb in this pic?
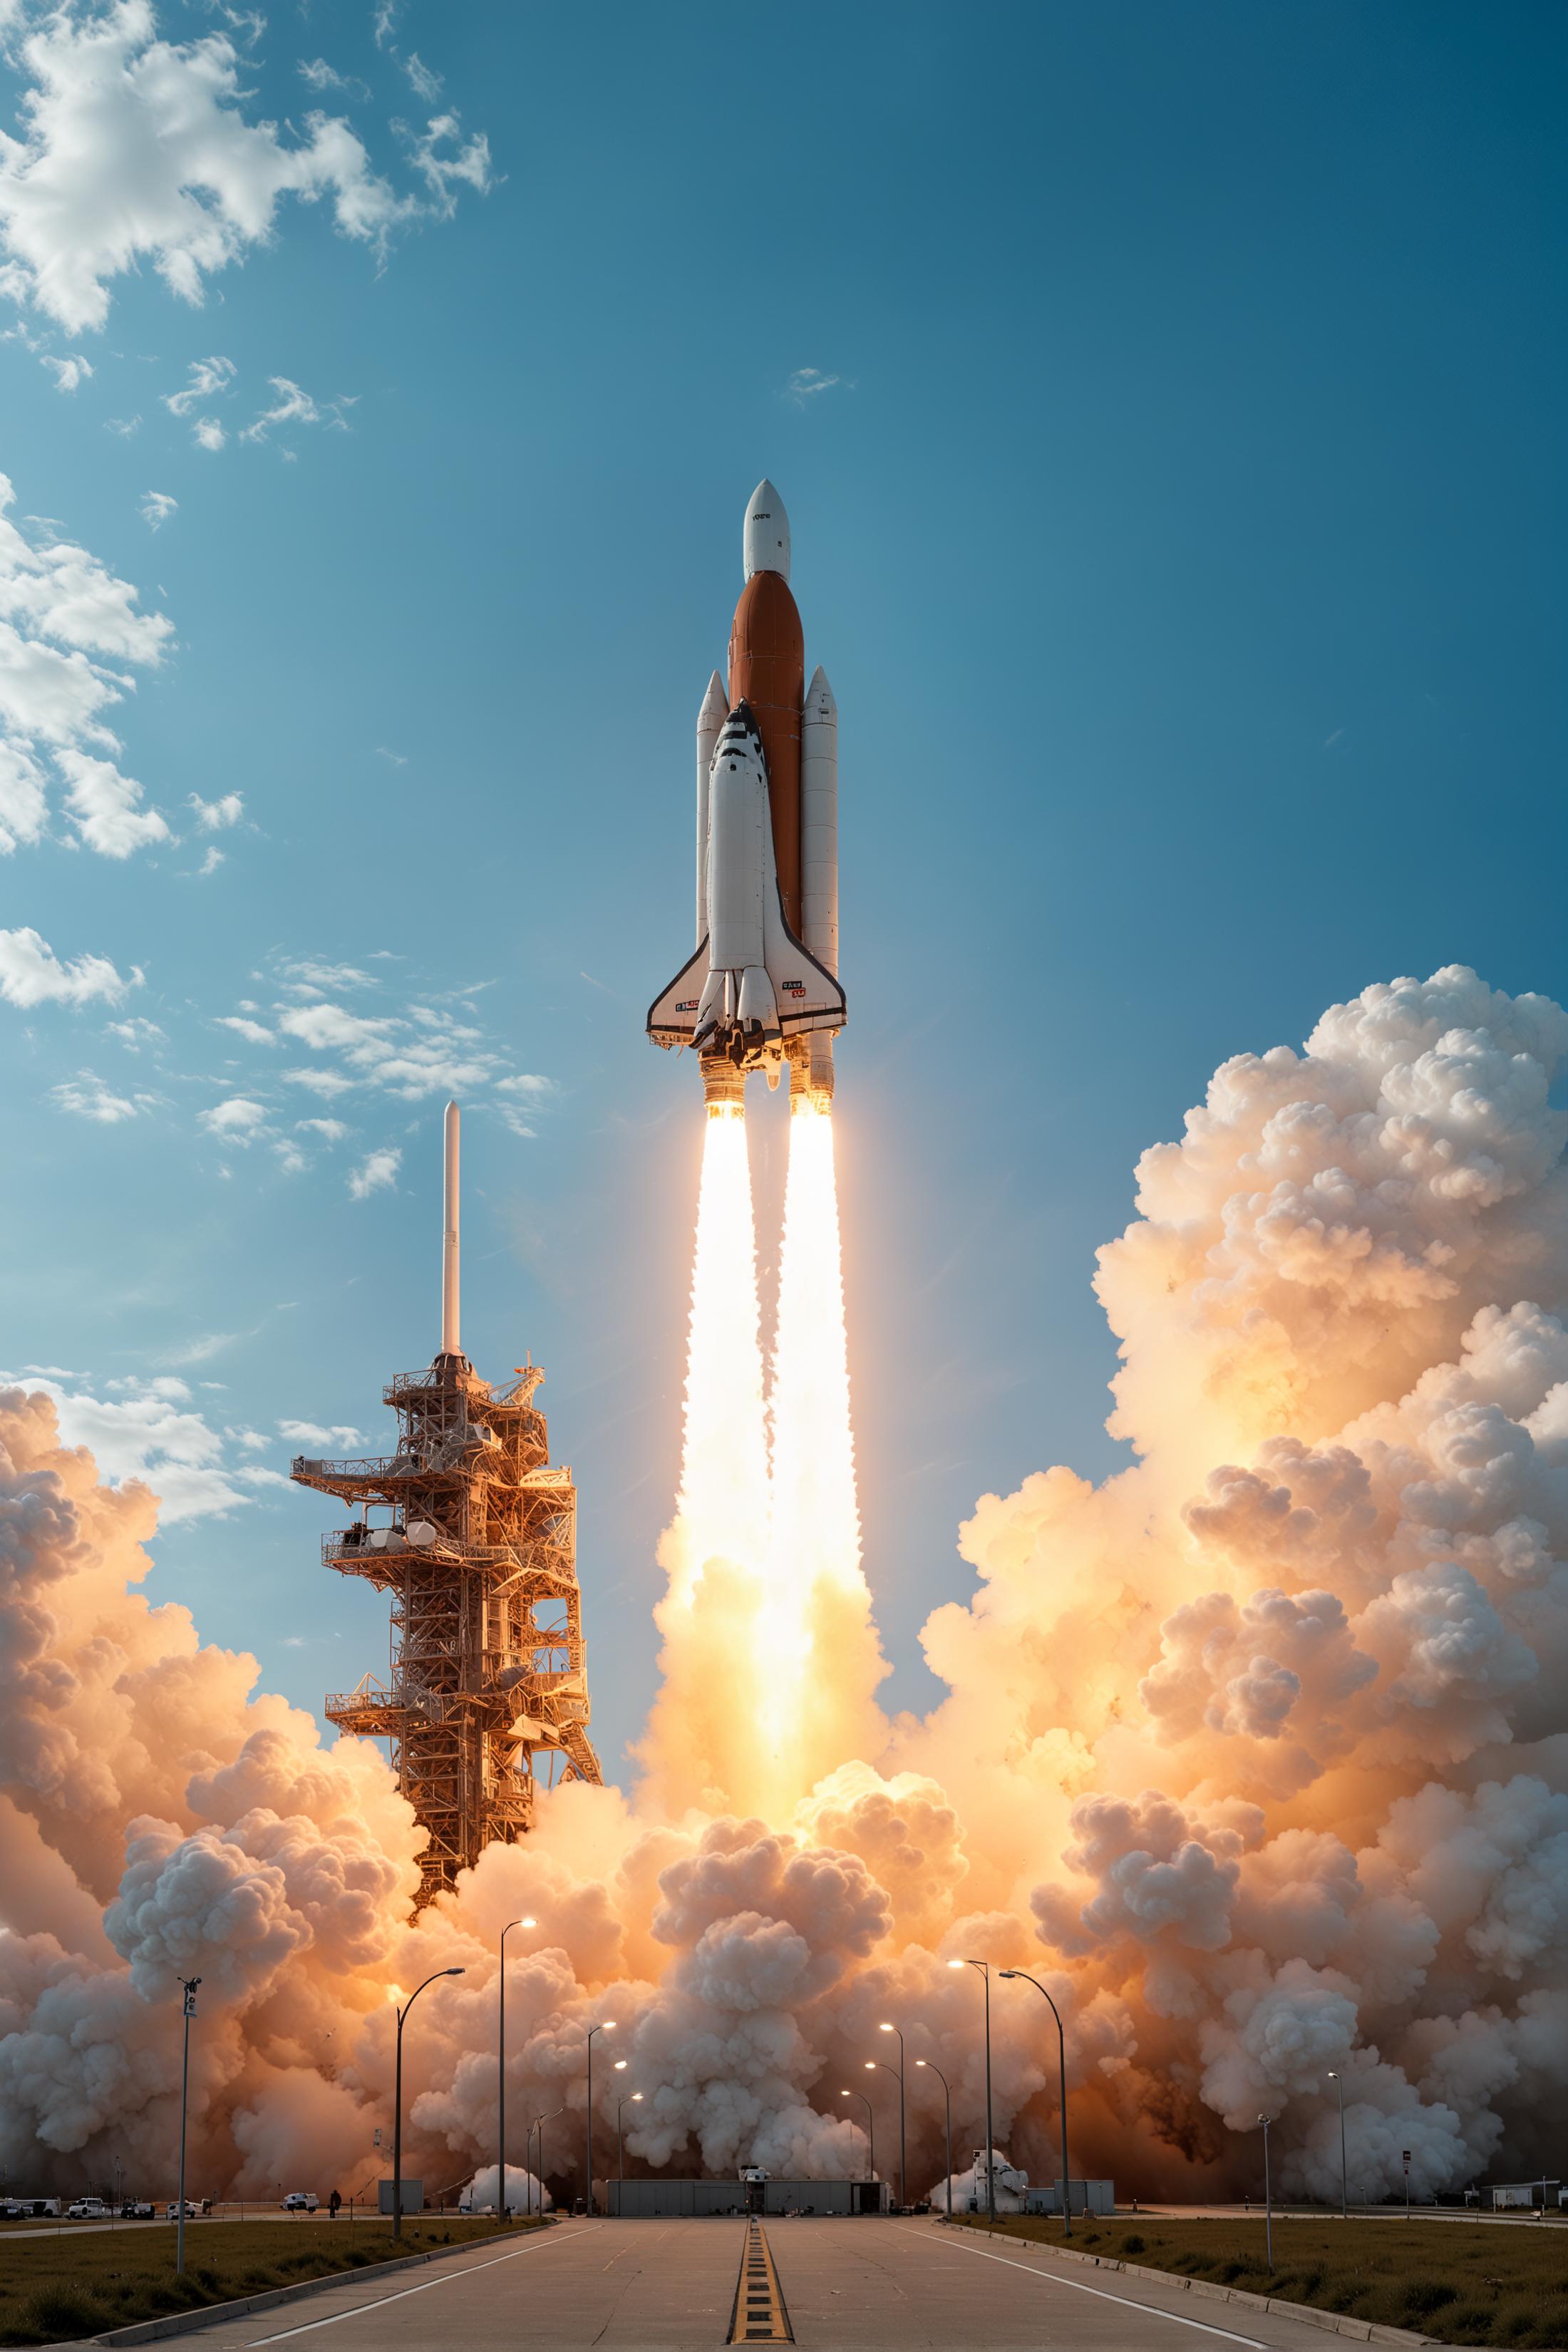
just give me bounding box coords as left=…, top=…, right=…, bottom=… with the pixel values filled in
left=81, top=2224, right=542, bottom=2346
left=947, top=2227, right=1435, bottom=2347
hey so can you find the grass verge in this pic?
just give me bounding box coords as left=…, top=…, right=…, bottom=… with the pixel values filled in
left=0, top=2216, right=532, bottom=2346
left=949, top=2214, right=1568, bottom=2347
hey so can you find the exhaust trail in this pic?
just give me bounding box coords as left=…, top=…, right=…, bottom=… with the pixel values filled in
left=761, top=1105, right=887, bottom=1807
left=669, top=1104, right=770, bottom=1608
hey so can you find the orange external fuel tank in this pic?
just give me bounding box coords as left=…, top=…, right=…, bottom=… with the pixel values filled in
left=728, top=568, right=805, bottom=933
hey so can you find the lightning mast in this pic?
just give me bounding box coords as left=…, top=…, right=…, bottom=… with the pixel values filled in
left=293, top=1103, right=600, bottom=1908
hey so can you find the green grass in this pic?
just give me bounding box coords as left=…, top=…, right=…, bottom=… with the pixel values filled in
left=950, top=2214, right=1568, bottom=2347
left=0, top=2216, right=535, bottom=2346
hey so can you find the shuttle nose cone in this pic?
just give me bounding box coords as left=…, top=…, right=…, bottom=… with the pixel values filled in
left=743, top=479, right=790, bottom=584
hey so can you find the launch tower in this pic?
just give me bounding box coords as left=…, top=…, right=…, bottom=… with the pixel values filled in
left=293, top=1103, right=600, bottom=1908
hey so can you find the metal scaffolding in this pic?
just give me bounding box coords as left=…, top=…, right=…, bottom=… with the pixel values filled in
left=292, top=1105, right=600, bottom=1908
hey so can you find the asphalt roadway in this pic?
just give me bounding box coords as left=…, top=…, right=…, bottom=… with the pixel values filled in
left=160, top=2216, right=1367, bottom=2350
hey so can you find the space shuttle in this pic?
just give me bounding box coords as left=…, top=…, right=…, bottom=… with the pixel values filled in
left=646, top=480, right=845, bottom=1112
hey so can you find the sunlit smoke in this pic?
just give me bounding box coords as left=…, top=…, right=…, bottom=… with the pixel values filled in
left=4, top=966, right=1567, bottom=2212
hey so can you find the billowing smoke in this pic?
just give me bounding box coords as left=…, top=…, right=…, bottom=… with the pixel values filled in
left=3, top=966, right=1566, bottom=2209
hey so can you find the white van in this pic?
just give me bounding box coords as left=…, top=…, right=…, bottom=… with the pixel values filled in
left=282, top=2192, right=319, bottom=2212
left=66, top=2198, right=108, bottom=2218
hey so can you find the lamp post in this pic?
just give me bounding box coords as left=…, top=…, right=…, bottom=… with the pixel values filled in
left=528, top=2108, right=564, bottom=2219
left=497, top=1917, right=536, bottom=2222
left=393, top=1969, right=465, bottom=2241
left=949, top=1959, right=996, bottom=2229
left=877, top=2025, right=907, bottom=2213
left=840, top=2088, right=875, bottom=2192
left=1326, top=2071, right=1348, bottom=2220
left=584, top=2021, right=615, bottom=2215
left=915, top=2060, right=953, bottom=2219
left=617, top=2091, right=643, bottom=2197
left=999, top=1969, right=1073, bottom=2241
left=866, top=2060, right=904, bottom=2212
left=1259, top=2115, right=1274, bottom=2272
left=175, top=1976, right=200, bottom=2276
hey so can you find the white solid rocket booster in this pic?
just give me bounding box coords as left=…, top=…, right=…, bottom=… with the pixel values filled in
left=696, top=671, right=727, bottom=947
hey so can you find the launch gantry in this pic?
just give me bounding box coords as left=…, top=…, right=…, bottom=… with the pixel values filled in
left=293, top=1103, right=600, bottom=1909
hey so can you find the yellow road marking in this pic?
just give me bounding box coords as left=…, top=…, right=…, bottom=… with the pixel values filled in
left=728, top=2217, right=793, bottom=2343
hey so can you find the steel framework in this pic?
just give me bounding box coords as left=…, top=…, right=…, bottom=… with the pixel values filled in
left=292, top=1105, right=600, bottom=1907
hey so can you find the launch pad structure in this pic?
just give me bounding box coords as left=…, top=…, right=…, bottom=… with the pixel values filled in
left=292, top=1103, right=600, bottom=1908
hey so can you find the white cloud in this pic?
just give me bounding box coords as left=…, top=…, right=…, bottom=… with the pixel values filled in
left=375, top=745, right=406, bottom=765
left=296, top=1117, right=347, bottom=1140
left=199, top=1094, right=267, bottom=1138
left=241, top=375, right=356, bottom=443
left=281, top=1066, right=357, bottom=1096
left=0, top=7, right=416, bottom=334
left=0, top=739, right=47, bottom=851
left=50, top=1070, right=148, bottom=1122
left=298, top=59, right=370, bottom=100
left=0, top=470, right=173, bottom=854
left=398, top=113, right=493, bottom=216
left=189, top=790, right=242, bottom=829
left=105, top=414, right=141, bottom=436
left=373, top=1, right=403, bottom=47
left=216, top=1013, right=272, bottom=1044
left=192, top=417, right=225, bottom=452
left=403, top=51, right=441, bottom=100
left=495, top=1073, right=553, bottom=1100
left=281, top=959, right=376, bottom=994
left=196, top=842, right=223, bottom=875
left=0, top=926, right=139, bottom=1007
left=56, top=746, right=170, bottom=857
left=140, top=490, right=177, bottom=530
left=41, top=351, right=93, bottom=392
left=784, top=366, right=846, bottom=404
left=105, top=1015, right=165, bottom=1048
left=277, top=1418, right=362, bottom=1449
left=348, top=1145, right=399, bottom=1199
left=1, top=1367, right=262, bottom=1521
left=277, top=999, right=392, bottom=1052
left=163, top=355, right=235, bottom=416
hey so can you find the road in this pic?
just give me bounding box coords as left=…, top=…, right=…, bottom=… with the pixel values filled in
left=165, top=2216, right=1368, bottom=2349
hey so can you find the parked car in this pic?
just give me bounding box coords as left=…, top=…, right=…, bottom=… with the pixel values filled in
left=281, top=2192, right=319, bottom=2213
left=66, top=2198, right=108, bottom=2219
left=120, top=2201, right=155, bottom=2219
left=166, top=2199, right=201, bottom=2219
left=3, top=2197, right=61, bottom=2218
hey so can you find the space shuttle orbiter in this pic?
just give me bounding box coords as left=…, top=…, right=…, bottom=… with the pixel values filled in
left=646, top=480, right=845, bottom=1111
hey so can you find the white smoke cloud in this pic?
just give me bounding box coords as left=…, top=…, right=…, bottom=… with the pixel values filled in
left=1, top=966, right=1566, bottom=2213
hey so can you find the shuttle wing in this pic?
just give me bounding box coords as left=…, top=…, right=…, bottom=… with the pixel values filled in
left=763, top=897, right=846, bottom=1036
left=647, top=941, right=710, bottom=1048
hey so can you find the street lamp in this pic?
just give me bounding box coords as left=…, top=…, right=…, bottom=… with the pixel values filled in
left=1259, top=2115, right=1274, bottom=2272
left=914, top=2060, right=953, bottom=2219
left=1326, top=2071, right=1348, bottom=2219
left=617, top=2090, right=643, bottom=2194
left=175, top=1977, right=201, bottom=2276
left=949, top=1960, right=996, bottom=2229
left=393, top=1969, right=465, bottom=2241
left=840, top=2088, right=875, bottom=2192
left=497, top=1917, right=536, bottom=2222
left=999, top=1969, right=1073, bottom=2241
left=865, top=2060, right=904, bottom=2212
left=877, top=2026, right=907, bottom=2214
left=527, top=2108, right=564, bottom=2219
left=585, top=2021, right=615, bottom=2215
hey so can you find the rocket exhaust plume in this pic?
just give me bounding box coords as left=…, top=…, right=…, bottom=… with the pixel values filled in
left=762, top=1106, right=884, bottom=1801
left=666, top=1105, right=769, bottom=1611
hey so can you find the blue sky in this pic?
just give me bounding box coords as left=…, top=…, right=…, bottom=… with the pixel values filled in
left=1, top=0, right=1563, bottom=1774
